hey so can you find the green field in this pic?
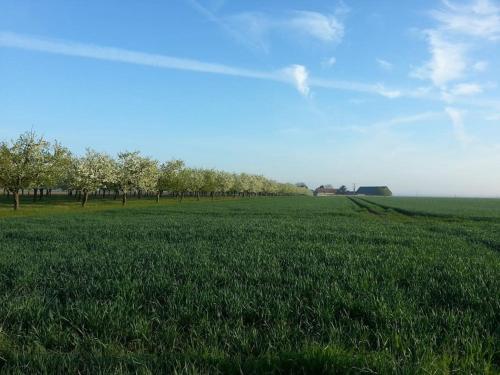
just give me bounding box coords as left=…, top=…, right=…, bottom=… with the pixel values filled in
left=364, top=196, right=500, bottom=219
left=0, top=196, right=499, bottom=374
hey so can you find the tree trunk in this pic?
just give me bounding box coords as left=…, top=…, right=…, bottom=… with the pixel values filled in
left=156, top=191, right=161, bottom=203
left=33, top=188, right=38, bottom=202
left=39, top=188, right=43, bottom=200
left=122, top=192, right=127, bottom=206
left=13, top=190, right=20, bottom=210
left=114, top=190, right=118, bottom=200
left=196, top=191, right=200, bottom=201
left=82, top=190, right=89, bottom=207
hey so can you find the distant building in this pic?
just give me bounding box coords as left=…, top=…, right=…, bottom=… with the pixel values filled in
left=356, top=186, right=392, bottom=196
left=314, top=185, right=337, bottom=196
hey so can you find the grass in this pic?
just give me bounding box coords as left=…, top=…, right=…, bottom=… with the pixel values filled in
left=0, top=194, right=225, bottom=218
left=0, top=195, right=499, bottom=373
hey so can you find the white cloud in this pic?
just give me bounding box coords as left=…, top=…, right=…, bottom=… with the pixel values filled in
left=13, top=29, right=498, bottom=107
left=376, top=58, right=393, bottom=71
left=432, top=0, right=500, bottom=40
left=450, top=82, right=483, bottom=96
left=224, top=10, right=345, bottom=49
left=366, top=112, right=440, bottom=131
left=186, top=1, right=271, bottom=51
left=441, top=82, right=484, bottom=102
left=411, top=30, right=467, bottom=87
left=322, top=56, right=336, bottom=68
left=309, top=77, right=402, bottom=99
left=287, top=11, right=344, bottom=43
left=283, top=64, right=310, bottom=96
left=224, top=12, right=272, bottom=51
left=473, top=60, right=489, bottom=71
left=278, top=111, right=440, bottom=136
left=412, top=0, right=500, bottom=93
left=445, top=107, right=472, bottom=143
left=375, top=84, right=401, bottom=98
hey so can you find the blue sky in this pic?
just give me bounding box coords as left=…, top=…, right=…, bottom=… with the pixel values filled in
left=1, top=0, right=500, bottom=196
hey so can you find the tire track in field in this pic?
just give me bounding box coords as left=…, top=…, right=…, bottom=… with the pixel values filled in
left=357, top=197, right=446, bottom=220
left=357, top=197, right=499, bottom=224
left=357, top=198, right=500, bottom=253
left=347, top=197, right=383, bottom=216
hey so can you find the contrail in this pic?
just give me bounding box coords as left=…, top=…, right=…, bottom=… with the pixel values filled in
left=0, top=31, right=402, bottom=98
left=0, top=31, right=279, bottom=81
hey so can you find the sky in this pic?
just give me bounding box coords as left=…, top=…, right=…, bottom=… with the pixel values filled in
left=1, top=0, right=500, bottom=197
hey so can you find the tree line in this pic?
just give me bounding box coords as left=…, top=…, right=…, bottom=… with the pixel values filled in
left=0, top=131, right=311, bottom=210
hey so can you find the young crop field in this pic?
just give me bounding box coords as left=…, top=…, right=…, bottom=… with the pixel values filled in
left=0, top=196, right=499, bottom=374
left=362, top=196, right=500, bottom=219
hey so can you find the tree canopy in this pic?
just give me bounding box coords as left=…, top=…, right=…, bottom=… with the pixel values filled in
left=0, top=131, right=311, bottom=209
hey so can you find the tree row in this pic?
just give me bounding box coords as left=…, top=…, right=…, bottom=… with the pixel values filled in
left=0, top=131, right=311, bottom=210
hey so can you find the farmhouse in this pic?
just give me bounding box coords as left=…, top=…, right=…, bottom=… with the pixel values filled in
left=314, top=185, right=337, bottom=196
left=356, top=186, right=392, bottom=196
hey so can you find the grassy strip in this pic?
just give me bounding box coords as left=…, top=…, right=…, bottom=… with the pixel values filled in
left=0, top=196, right=245, bottom=219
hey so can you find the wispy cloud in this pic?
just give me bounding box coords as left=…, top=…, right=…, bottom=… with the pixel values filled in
left=409, top=0, right=499, bottom=144
left=309, top=78, right=401, bottom=98
left=362, top=112, right=440, bottom=132
left=376, top=58, right=393, bottom=71
left=0, top=31, right=404, bottom=99
left=321, top=56, right=337, bottom=68
left=186, top=0, right=269, bottom=50
left=441, top=82, right=485, bottom=102
left=375, top=84, right=401, bottom=98
left=282, top=65, right=310, bottom=97
left=287, top=10, right=344, bottom=43
left=445, top=107, right=472, bottom=143
left=450, top=82, right=483, bottom=96
left=473, top=60, right=489, bottom=71
left=0, top=31, right=279, bottom=80
left=411, top=30, right=468, bottom=87
left=412, top=0, right=500, bottom=90
left=432, top=0, right=500, bottom=40
left=186, top=1, right=346, bottom=51
left=278, top=111, right=440, bottom=136
left=222, top=9, right=346, bottom=51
